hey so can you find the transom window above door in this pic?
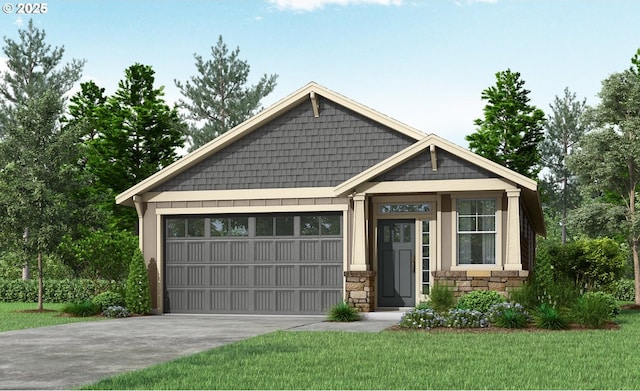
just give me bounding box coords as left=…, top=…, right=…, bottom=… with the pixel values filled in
left=379, top=203, right=431, bottom=214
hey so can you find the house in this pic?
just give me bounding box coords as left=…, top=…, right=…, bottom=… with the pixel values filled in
left=116, top=82, right=545, bottom=315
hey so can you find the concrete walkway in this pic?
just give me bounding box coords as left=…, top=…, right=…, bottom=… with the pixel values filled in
left=0, top=312, right=403, bottom=390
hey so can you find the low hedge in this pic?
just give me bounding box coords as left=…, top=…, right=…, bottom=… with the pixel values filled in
left=0, top=279, right=125, bottom=303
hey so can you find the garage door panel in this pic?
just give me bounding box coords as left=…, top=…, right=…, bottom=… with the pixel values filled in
left=165, top=214, right=343, bottom=314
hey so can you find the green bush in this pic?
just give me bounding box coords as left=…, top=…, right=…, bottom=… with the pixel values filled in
left=603, top=279, right=635, bottom=302
left=92, top=291, right=125, bottom=311
left=62, top=300, right=101, bottom=317
left=0, top=251, right=74, bottom=280
left=125, top=248, right=152, bottom=315
left=0, top=279, right=125, bottom=303
left=455, top=290, right=505, bottom=313
left=327, top=301, right=361, bottom=322
left=427, top=283, right=456, bottom=313
left=58, top=229, right=138, bottom=280
left=533, top=303, right=569, bottom=330
left=486, top=302, right=530, bottom=328
left=572, top=292, right=616, bottom=328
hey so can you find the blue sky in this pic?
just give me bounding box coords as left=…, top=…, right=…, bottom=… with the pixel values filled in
left=1, top=0, right=639, bottom=148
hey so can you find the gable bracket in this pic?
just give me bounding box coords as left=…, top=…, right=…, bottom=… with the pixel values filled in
left=310, top=91, right=320, bottom=117
left=430, top=144, right=437, bottom=171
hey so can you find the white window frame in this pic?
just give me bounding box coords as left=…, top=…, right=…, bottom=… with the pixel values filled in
left=450, top=193, right=502, bottom=270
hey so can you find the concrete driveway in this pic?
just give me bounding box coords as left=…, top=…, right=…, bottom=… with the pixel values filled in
left=0, top=312, right=401, bottom=390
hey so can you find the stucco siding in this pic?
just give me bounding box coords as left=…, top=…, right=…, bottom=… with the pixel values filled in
left=373, top=148, right=498, bottom=182
left=152, top=99, right=415, bottom=192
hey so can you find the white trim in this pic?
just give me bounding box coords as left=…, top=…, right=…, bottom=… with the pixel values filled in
left=155, top=204, right=349, bottom=216
left=143, top=187, right=338, bottom=203
left=156, top=214, right=163, bottom=314
left=360, top=179, right=517, bottom=195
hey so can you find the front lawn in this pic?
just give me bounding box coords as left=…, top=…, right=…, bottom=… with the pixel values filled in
left=0, top=302, right=101, bottom=332
left=83, top=308, right=640, bottom=390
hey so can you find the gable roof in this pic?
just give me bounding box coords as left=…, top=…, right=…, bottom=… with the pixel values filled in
left=332, top=133, right=545, bottom=235
left=116, top=82, right=426, bottom=206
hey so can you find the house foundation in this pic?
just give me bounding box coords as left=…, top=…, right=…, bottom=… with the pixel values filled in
left=344, top=271, right=376, bottom=312
left=432, top=270, right=529, bottom=298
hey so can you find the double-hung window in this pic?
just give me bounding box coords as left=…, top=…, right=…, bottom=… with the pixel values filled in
left=457, top=199, right=496, bottom=265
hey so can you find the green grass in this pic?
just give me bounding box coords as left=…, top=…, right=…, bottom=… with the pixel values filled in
left=83, top=309, right=640, bottom=390
left=0, top=302, right=102, bottom=332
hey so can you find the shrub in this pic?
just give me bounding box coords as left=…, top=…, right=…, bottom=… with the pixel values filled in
left=428, top=283, right=456, bottom=313
left=125, top=249, right=152, bottom=315
left=572, top=293, right=615, bottom=328
left=102, top=305, right=130, bottom=318
left=62, top=300, right=101, bottom=317
left=327, top=301, right=361, bottom=322
left=446, top=309, right=489, bottom=328
left=455, top=290, right=505, bottom=313
left=415, top=301, right=432, bottom=310
left=533, top=303, right=569, bottom=330
left=604, top=279, right=635, bottom=302
left=92, top=291, right=125, bottom=311
left=486, top=302, right=530, bottom=328
left=0, top=279, right=125, bottom=303
left=583, top=291, right=620, bottom=317
left=399, top=308, right=446, bottom=329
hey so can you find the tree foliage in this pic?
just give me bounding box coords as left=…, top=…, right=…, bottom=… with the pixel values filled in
left=175, top=35, right=278, bottom=151
left=69, top=64, right=186, bottom=230
left=466, top=69, right=545, bottom=179
left=0, top=21, right=87, bottom=309
left=540, top=87, right=588, bottom=243
left=569, top=52, right=640, bottom=304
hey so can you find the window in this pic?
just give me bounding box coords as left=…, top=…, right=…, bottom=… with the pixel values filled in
left=210, top=216, right=248, bottom=237
left=422, top=220, right=430, bottom=294
left=457, top=199, right=496, bottom=265
left=255, top=216, right=294, bottom=236
left=379, top=203, right=431, bottom=214
left=166, top=217, right=204, bottom=238
left=301, top=215, right=341, bottom=236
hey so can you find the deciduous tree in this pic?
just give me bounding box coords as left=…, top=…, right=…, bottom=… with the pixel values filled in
left=569, top=50, right=640, bottom=304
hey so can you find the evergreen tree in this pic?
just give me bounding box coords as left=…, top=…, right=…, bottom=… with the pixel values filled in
left=176, top=35, right=278, bottom=151
left=466, top=69, right=546, bottom=179
left=540, top=87, right=588, bottom=243
left=125, top=248, right=151, bottom=315
left=69, top=64, right=186, bottom=230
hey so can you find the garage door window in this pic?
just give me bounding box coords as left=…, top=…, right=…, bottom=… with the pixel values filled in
left=301, top=215, right=341, bottom=236
left=256, top=216, right=294, bottom=236
left=166, top=217, right=205, bottom=238
left=211, top=216, right=249, bottom=237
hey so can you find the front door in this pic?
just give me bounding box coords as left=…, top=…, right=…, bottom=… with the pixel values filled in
left=377, top=220, right=415, bottom=307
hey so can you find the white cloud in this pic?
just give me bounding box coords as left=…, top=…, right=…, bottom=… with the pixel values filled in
left=454, top=0, right=498, bottom=6
left=0, top=58, right=9, bottom=74
left=269, top=0, right=403, bottom=12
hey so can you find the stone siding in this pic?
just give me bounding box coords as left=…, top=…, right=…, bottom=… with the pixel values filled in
left=432, top=270, right=529, bottom=298
left=344, top=271, right=376, bottom=312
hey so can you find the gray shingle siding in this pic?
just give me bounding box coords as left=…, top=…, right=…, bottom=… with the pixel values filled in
left=373, top=148, right=497, bottom=182
left=153, top=98, right=416, bottom=192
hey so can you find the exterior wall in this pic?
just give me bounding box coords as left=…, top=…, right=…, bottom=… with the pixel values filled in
left=344, top=271, right=376, bottom=312
left=373, top=148, right=498, bottom=182
left=432, top=270, right=529, bottom=298
left=152, top=99, right=416, bottom=192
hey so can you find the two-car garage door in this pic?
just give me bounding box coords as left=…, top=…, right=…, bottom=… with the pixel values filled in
left=163, top=213, right=343, bottom=314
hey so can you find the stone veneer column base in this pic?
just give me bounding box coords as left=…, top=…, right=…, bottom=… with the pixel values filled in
left=344, top=271, right=376, bottom=312
left=432, top=270, right=529, bottom=298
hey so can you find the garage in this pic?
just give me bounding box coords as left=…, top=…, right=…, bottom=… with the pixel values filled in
left=163, top=213, right=344, bottom=314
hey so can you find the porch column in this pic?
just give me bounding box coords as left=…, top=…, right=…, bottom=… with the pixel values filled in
left=133, top=195, right=145, bottom=250
left=350, top=193, right=368, bottom=271
left=504, top=189, right=522, bottom=271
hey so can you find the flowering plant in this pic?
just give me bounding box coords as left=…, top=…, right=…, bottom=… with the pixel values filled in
left=399, top=308, right=446, bottom=329
left=446, top=309, right=489, bottom=328
left=102, top=305, right=130, bottom=318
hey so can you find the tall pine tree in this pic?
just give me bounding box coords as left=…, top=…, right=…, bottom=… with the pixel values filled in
left=466, top=69, right=546, bottom=179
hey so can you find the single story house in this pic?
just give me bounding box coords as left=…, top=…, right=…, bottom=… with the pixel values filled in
left=116, top=82, right=545, bottom=315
